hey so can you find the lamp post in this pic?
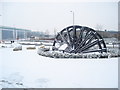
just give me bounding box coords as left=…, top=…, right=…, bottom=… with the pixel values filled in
left=0, top=14, right=2, bottom=41
left=70, top=11, right=74, bottom=26
left=70, top=11, right=77, bottom=49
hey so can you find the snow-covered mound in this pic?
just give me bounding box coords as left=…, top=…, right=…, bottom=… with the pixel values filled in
left=13, top=43, right=22, bottom=51
left=19, top=41, right=42, bottom=45
left=37, top=43, right=120, bottom=58
left=107, top=46, right=120, bottom=57
left=37, top=48, right=110, bottom=58
left=0, top=43, right=14, bottom=48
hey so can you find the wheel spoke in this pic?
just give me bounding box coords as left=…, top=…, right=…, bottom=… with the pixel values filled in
left=79, top=39, right=103, bottom=53
left=80, top=31, right=92, bottom=46
left=74, top=27, right=84, bottom=47
left=74, top=31, right=92, bottom=52
left=59, top=32, right=70, bottom=46
left=66, top=28, right=72, bottom=47
left=92, top=32, right=102, bottom=50
left=84, top=29, right=90, bottom=38
left=73, top=26, right=76, bottom=37
left=79, top=27, right=84, bottom=43
left=72, top=26, right=78, bottom=49
left=85, top=35, right=95, bottom=45
left=54, top=37, right=59, bottom=43
left=82, top=48, right=107, bottom=53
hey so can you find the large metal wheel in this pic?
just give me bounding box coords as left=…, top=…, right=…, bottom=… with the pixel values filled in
left=53, top=25, right=107, bottom=53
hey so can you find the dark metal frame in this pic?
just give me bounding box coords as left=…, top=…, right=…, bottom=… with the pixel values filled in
left=53, top=25, right=107, bottom=53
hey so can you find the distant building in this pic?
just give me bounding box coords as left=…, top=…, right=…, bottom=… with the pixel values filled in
left=97, top=30, right=118, bottom=38
left=0, top=26, right=55, bottom=41
left=0, top=26, right=31, bottom=41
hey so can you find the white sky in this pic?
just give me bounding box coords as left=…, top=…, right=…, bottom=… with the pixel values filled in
left=0, top=0, right=118, bottom=34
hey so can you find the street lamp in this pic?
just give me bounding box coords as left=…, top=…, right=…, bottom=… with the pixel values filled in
left=70, top=11, right=74, bottom=26
left=70, top=11, right=77, bottom=49
left=0, top=14, right=2, bottom=41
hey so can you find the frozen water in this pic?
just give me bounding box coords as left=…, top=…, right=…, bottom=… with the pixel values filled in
left=0, top=45, right=118, bottom=88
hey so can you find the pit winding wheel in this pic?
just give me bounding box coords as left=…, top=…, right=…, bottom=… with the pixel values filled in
left=53, top=25, right=107, bottom=53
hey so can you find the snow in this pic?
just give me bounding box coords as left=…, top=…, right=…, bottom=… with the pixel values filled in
left=106, top=44, right=119, bottom=48
left=19, top=41, right=41, bottom=45
left=19, top=41, right=53, bottom=46
left=0, top=45, right=118, bottom=88
left=59, top=44, right=68, bottom=51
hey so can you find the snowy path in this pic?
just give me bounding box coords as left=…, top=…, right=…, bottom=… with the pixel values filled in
left=0, top=45, right=118, bottom=88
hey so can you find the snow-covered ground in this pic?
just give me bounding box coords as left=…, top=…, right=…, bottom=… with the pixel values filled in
left=0, top=45, right=118, bottom=88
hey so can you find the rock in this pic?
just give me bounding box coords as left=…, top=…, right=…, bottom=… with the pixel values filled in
left=38, top=45, right=50, bottom=52
left=26, top=46, right=36, bottom=50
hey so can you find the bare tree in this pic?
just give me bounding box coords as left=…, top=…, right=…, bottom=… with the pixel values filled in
left=45, top=29, right=49, bottom=38
left=95, top=24, right=103, bottom=31
left=54, top=28, right=57, bottom=37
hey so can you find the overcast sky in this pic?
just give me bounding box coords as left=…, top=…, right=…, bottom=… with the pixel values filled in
left=0, top=1, right=118, bottom=34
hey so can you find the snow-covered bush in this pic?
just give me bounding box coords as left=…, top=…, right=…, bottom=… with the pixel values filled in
left=37, top=45, right=119, bottom=58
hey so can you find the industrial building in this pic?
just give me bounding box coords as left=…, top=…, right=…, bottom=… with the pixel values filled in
left=0, top=26, right=31, bottom=41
